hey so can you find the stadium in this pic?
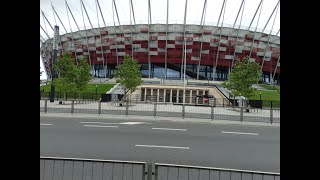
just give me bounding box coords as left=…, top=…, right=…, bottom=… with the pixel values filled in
left=40, top=0, right=280, bottom=84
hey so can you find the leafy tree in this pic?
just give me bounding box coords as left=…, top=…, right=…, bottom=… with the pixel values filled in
left=222, top=56, right=261, bottom=101
left=74, top=56, right=91, bottom=92
left=114, top=55, right=142, bottom=104
left=52, top=52, right=91, bottom=100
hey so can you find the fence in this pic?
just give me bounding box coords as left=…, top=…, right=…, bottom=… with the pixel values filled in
left=40, top=157, right=280, bottom=180
left=40, top=91, right=101, bottom=101
left=40, top=100, right=280, bottom=124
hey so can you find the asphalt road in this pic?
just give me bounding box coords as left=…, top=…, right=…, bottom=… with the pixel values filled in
left=40, top=116, right=280, bottom=173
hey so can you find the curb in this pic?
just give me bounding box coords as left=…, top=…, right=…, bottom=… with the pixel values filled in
left=40, top=112, right=280, bottom=127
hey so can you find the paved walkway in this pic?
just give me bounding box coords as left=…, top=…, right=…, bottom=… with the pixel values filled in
left=40, top=112, right=279, bottom=127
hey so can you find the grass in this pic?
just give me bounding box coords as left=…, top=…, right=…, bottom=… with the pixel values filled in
left=249, top=89, right=280, bottom=108
left=258, top=84, right=280, bottom=91
left=40, top=83, right=116, bottom=93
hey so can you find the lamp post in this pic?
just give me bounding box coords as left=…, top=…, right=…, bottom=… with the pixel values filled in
left=183, top=37, right=187, bottom=105
left=96, top=85, right=98, bottom=100
left=260, top=91, right=262, bottom=101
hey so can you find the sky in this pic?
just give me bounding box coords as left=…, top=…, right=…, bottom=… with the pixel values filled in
left=40, top=0, right=280, bottom=80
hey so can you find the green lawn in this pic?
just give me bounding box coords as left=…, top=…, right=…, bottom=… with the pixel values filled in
left=259, top=84, right=280, bottom=91
left=40, top=83, right=116, bottom=93
left=250, top=90, right=280, bottom=101
left=250, top=90, right=280, bottom=108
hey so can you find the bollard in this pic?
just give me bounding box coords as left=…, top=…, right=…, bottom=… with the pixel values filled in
left=223, top=98, right=224, bottom=108
left=98, top=100, right=101, bottom=115
left=270, top=108, right=273, bottom=124
left=44, top=99, right=47, bottom=113
left=126, top=102, right=129, bottom=116
left=71, top=100, right=74, bottom=114
left=182, top=104, right=185, bottom=119
left=240, top=107, right=243, bottom=122
left=211, top=105, right=214, bottom=120
left=153, top=103, right=157, bottom=117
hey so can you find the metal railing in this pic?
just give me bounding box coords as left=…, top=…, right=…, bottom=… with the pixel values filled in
left=40, top=100, right=280, bottom=124
left=40, top=157, right=280, bottom=180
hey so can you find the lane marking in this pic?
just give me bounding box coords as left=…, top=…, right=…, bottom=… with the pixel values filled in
left=79, top=122, right=150, bottom=125
left=40, top=123, right=53, bottom=126
left=80, top=122, right=118, bottom=125
left=120, top=122, right=149, bottom=125
left=152, top=128, right=187, bottom=131
left=83, top=125, right=119, bottom=128
left=221, top=131, right=259, bottom=135
left=135, top=144, right=190, bottom=149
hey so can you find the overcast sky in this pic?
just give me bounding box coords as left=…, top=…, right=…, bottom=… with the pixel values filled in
left=40, top=0, right=280, bottom=79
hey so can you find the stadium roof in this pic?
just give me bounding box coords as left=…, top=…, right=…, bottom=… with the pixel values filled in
left=40, top=0, right=280, bottom=41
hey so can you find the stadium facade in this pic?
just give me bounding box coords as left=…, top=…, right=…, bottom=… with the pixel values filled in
left=40, top=0, right=280, bottom=84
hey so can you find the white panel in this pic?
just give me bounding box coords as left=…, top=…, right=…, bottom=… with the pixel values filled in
left=265, top=51, right=272, bottom=57
left=132, top=44, right=141, bottom=48
left=244, top=42, right=252, bottom=47
left=263, top=57, right=271, bottom=61
left=158, top=36, right=167, bottom=40
left=191, top=56, right=200, bottom=61
left=225, top=55, right=234, bottom=59
left=201, top=50, right=209, bottom=54
left=117, top=52, right=126, bottom=56
left=149, top=51, right=158, bottom=55
left=218, top=47, right=226, bottom=51
left=257, top=51, right=265, bottom=56
left=167, top=44, right=175, bottom=48
left=76, top=49, right=83, bottom=52
left=158, top=48, right=166, bottom=52
left=277, top=62, right=280, bottom=67
left=150, top=43, right=158, bottom=48
left=117, top=45, right=125, bottom=49
left=235, top=46, right=243, bottom=53
left=89, top=47, right=96, bottom=51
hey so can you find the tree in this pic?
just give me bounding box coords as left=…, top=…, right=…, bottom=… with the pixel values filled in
left=52, top=52, right=91, bottom=100
left=114, top=55, right=142, bottom=104
left=222, top=56, right=261, bottom=101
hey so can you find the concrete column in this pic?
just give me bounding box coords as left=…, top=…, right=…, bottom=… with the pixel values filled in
left=157, top=89, right=160, bottom=102
left=202, top=91, right=205, bottom=104
left=151, top=88, right=153, bottom=102
left=176, top=89, right=179, bottom=103
left=196, top=90, right=199, bottom=104
left=144, top=88, right=147, bottom=102
left=164, top=89, right=166, bottom=103
left=189, top=90, right=192, bottom=104
left=170, top=89, right=172, bottom=103
left=270, top=72, right=273, bottom=84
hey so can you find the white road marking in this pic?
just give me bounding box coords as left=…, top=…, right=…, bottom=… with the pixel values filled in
left=40, top=123, right=53, bottom=126
left=83, top=125, right=119, bottom=128
left=79, top=122, right=149, bottom=125
left=221, top=131, right=259, bottom=135
left=79, top=122, right=118, bottom=125
left=120, top=122, right=148, bottom=125
left=135, top=145, right=190, bottom=149
left=152, top=128, right=187, bottom=131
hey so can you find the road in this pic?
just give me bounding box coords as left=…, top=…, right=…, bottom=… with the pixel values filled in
left=40, top=116, right=280, bottom=173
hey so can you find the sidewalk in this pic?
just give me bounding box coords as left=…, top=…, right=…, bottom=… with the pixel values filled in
left=40, top=112, right=280, bottom=127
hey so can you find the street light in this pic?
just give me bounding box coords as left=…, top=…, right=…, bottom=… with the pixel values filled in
left=183, top=37, right=187, bottom=105
left=96, top=85, right=98, bottom=100
left=260, top=91, right=262, bottom=101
